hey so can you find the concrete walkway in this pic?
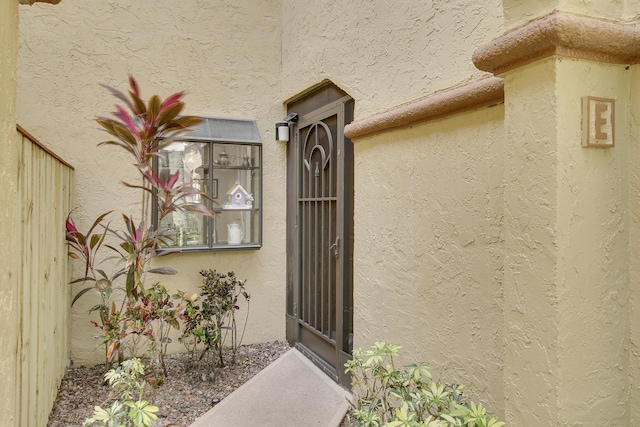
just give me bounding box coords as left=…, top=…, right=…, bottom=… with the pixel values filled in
left=190, top=348, right=351, bottom=426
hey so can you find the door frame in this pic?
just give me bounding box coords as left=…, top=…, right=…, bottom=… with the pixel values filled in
left=285, top=83, right=354, bottom=388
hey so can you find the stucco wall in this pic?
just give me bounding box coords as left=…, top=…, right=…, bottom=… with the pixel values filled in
left=502, top=0, right=640, bottom=31
left=18, top=0, right=286, bottom=365
left=0, top=2, right=19, bottom=424
left=630, top=63, right=640, bottom=426
left=353, top=106, right=505, bottom=414
left=501, top=55, right=634, bottom=424
left=281, top=0, right=504, bottom=119
left=501, top=58, right=560, bottom=424
left=280, top=0, right=508, bottom=413
left=555, top=59, right=631, bottom=425
left=17, top=0, right=640, bottom=424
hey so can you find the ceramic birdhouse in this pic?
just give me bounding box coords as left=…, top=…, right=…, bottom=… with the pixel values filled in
left=226, top=182, right=253, bottom=207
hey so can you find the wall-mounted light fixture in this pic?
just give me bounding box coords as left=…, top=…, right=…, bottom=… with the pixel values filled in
left=275, top=122, right=290, bottom=142
left=275, top=113, right=298, bottom=142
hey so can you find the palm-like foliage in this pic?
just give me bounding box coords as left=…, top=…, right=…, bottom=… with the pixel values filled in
left=67, top=76, right=214, bottom=364
left=96, top=76, right=201, bottom=167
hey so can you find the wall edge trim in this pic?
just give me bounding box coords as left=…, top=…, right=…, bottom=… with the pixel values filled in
left=344, top=77, right=504, bottom=141
left=473, top=11, right=640, bottom=75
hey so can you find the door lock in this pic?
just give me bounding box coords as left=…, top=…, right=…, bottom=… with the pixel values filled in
left=330, top=237, right=340, bottom=258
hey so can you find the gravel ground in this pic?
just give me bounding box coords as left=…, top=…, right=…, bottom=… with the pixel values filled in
left=47, top=341, right=291, bottom=427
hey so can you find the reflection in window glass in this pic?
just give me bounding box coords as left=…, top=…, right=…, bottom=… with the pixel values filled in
left=154, top=138, right=261, bottom=251
left=158, top=142, right=208, bottom=247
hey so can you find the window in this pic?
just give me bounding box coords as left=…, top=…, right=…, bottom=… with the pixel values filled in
left=153, top=118, right=262, bottom=251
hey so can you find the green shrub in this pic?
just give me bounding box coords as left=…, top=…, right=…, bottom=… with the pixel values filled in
left=66, top=76, right=212, bottom=366
left=84, top=358, right=159, bottom=427
left=345, top=342, right=504, bottom=427
left=177, top=269, right=250, bottom=375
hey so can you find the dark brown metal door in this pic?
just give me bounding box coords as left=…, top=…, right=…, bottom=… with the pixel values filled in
left=286, top=85, right=353, bottom=388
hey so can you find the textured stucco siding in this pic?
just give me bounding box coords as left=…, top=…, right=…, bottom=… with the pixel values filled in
left=281, top=4, right=509, bottom=414
left=631, top=63, right=640, bottom=426
left=501, top=56, right=635, bottom=425
left=502, top=0, right=640, bottom=31
left=502, top=58, right=560, bottom=425
left=15, top=0, right=640, bottom=425
left=353, top=105, right=505, bottom=415
left=281, top=0, right=504, bottom=119
left=555, top=59, right=631, bottom=426
left=18, top=0, right=285, bottom=365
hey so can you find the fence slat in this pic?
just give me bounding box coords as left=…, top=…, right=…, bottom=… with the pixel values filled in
left=16, top=129, right=73, bottom=426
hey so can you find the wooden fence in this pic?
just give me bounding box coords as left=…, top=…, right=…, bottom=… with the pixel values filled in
left=16, top=125, right=74, bottom=426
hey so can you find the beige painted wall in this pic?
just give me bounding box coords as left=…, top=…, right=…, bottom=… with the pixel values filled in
left=0, top=2, right=19, bottom=425
left=501, top=58, right=560, bottom=425
left=281, top=0, right=504, bottom=119
left=501, top=55, right=634, bottom=424
left=280, top=0, right=508, bottom=413
left=555, top=59, right=631, bottom=425
left=18, top=0, right=286, bottom=365
left=16, top=0, right=640, bottom=424
left=353, top=106, right=506, bottom=414
left=629, top=63, right=640, bottom=426
left=502, top=0, right=640, bottom=30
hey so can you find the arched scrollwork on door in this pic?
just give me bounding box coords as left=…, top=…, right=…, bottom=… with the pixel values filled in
left=301, top=121, right=334, bottom=199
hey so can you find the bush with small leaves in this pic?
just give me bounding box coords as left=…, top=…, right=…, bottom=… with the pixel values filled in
left=177, top=269, right=250, bottom=374
left=84, top=358, right=159, bottom=427
left=345, top=342, right=504, bottom=427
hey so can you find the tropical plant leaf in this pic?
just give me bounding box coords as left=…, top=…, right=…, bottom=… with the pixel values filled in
left=160, top=92, right=185, bottom=112
left=69, top=276, right=96, bottom=285
left=99, top=83, right=135, bottom=112
left=148, top=95, right=161, bottom=120
left=182, top=203, right=216, bottom=217
left=148, top=267, right=178, bottom=275
left=131, top=91, right=147, bottom=116
left=90, top=233, right=101, bottom=250
left=126, top=266, right=136, bottom=298
left=71, top=287, right=94, bottom=306
left=154, top=248, right=182, bottom=257
left=106, top=340, right=119, bottom=362
left=115, top=104, right=138, bottom=135
left=88, top=211, right=114, bottom=235
left=157, top=102, right=184, bottom=127
left=129, top=75, right=140, bottom=97
left=96, top=140, right=135, bottom=155
left=88, top=304, right=107, bottom=314
left=112, top=123, right=138, bottom=147
left=173, top=116, right=203, bottom=129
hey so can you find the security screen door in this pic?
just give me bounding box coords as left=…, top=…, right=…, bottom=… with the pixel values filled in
left=286, top=84, right=353, bottom=388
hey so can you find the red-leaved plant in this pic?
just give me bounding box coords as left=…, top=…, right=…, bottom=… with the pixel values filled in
left=66, top=76, right=214, bottom=367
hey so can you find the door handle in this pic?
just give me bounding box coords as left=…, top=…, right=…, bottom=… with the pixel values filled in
left=329, top=237, right=340, bottom=258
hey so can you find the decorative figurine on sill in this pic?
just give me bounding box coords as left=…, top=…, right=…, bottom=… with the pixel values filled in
left=224, top=181, right=254, bottom=209
left=213, top=147, right=235, bottom=166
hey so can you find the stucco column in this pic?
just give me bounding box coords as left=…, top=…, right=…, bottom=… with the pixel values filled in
left=474, top=8, right=638, bottom=425
left=631, top=64, right=640, bottom=426
left=500, top=55, right=633, bottom=426
left=501, top=57, right=561, bottom=425
left=0, top=1, right=19, bottom=425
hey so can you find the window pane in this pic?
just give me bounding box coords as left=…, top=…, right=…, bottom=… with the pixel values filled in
left=158, top=142, right=208, bottom=248
left=213, top=143, right=260, bottom=246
